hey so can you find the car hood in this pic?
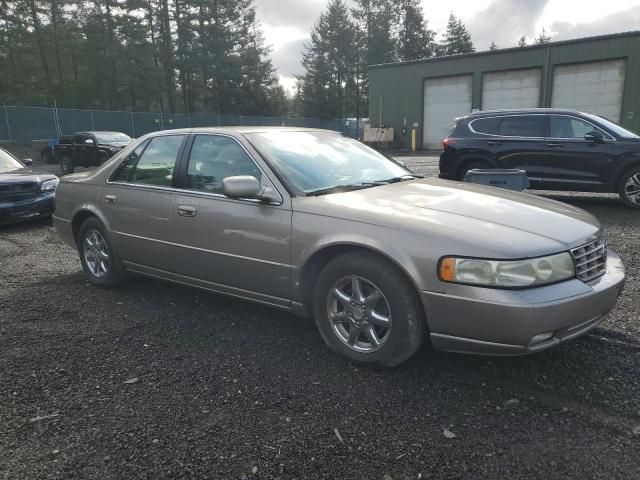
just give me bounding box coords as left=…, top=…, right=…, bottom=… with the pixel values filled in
left=293, top=178, right=602, bottom=258
left=0, top=168, right=57, bottom=184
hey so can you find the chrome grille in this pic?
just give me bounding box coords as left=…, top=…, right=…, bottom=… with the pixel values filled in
left=571, top=237, right=607, bottom=283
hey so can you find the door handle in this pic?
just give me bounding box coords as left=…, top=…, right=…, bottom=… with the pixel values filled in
left=104, top=194, right=117, bottom=204
left=487, top=141, right=502, bottom=146
left=177, top=205, right=197, bottom=217
left=547, top=143, right=562, bottom=148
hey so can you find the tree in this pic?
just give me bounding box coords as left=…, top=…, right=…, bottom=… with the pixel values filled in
left=438, top=13, right=474, bottom=56
left=535, top=28, right=551, bottom=44
left=397, top=0, right=436, bottom=61
left=489, top=41, right=498, bottom=51
left=518, top=35, right=527, bottom=47
left=301, top=0, right=358, bottom=118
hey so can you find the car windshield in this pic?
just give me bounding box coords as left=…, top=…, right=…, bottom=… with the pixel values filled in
left=585, top=114, right=640, bottom=139
left=0, top=148, right=23, bottom=173
left=247, top=131, right=412, bottom=194
left=94, top=132, right=132, bottom=143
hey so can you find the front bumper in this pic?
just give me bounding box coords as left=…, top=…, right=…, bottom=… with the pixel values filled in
left=0, top=192, right=55, bottom=225
left=420, top=250, right=625, bottom=355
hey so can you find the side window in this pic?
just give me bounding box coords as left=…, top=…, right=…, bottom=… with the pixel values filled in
left=110, top=135, right=184, bottom=186
left=185, top=135, right=262, bottom=194
left=549, top=116, right=599, bottom=139
left=73, top=134, right=86, bottom=145
left=110, top=140, right=149, bottom=183
left=470, top=117, right=501, bottom=135
left=499, top=116, right=545, bottom=137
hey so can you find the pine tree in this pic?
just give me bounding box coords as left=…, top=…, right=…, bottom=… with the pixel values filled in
left=397, top=0, right=436, bottom=61
left=438, top=13, right=474, bottom=56
left=302, top=0, right=358, bottom=118
left=489, top=41, right=498, bottom=51
left=518, top=35, right=527, bottom=47
left=535, top=28, right=551, bottom=44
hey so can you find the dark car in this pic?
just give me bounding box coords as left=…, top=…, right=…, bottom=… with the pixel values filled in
left=0, top=147, right=58, bottom=225
left=439, top=109, right=640, bottom=208
left=56, top=131, right=132, bottom=175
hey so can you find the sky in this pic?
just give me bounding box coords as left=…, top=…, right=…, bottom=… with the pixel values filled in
left=253, top=0, right=640, bottom=92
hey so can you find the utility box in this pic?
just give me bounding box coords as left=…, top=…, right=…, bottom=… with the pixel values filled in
left=363, top=126, right=394, bottom=143
left=463, top=169, right=530, bottom=192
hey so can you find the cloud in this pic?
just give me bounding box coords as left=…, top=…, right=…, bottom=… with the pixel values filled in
left=549, top=5, right=640, bottom=40
left=467, top=0, right=550, bottom=49
left=254, top=0, right=326, bottom=31
left=271, top=38, right=308, bottom=78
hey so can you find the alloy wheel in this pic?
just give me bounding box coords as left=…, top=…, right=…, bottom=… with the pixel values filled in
left=624, top=173, right=640, bottom=205
left=83, top=229, right=110, bottom=278
left=326, top=276, right=392, bottom=353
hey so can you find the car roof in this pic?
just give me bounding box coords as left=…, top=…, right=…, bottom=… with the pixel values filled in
left=460, top=108, right=586, bottom=120
left=144, top=126, right=340, bottom=136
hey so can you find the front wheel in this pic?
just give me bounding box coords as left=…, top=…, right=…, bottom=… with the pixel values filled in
left=59, top=155, right=74, bottom=175
left=313, top=251, right=425, bottom=368
left=618, top=166, right=640, bottom=208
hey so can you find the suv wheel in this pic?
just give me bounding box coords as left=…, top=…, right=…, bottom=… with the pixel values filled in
left=313, top=251, right=425, bottom=369
left=77, top=217, right=129, bottom=288
left=60, top=155, right=74, bottom=175
left=618, top=166, right=640, bottom=208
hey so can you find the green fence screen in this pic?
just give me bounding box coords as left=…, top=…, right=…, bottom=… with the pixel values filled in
left=0, top=105, right=364, bottom=142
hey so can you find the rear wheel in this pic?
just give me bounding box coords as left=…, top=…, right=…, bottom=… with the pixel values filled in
left=457, top=161, right=489, bottom=181
left=77, top=217, right=129, bottom=288
left=313, top=251, right=425, bottom=369
left=618, top=166, right=640, bottom=209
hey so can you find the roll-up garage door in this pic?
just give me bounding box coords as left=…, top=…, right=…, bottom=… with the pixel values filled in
left=551, top=59, right=626, bottom=122
left=423, top=75, right=472, bottom=149
left=482, top=68, right=541, bottom=110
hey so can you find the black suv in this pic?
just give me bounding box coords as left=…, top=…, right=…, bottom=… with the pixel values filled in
left=439, top=109, right=640, bottom=208
left=55, top=131, right=132, bottom=175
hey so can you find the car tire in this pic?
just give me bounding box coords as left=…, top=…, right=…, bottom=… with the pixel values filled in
left=313, top=251, right=425, bottom=369
left=77, top=217, right=129, bottom=288
left=618, top=166, right=640, bottom=209
left=457, top=161, right=489, bottom=181
left=60, top=155, right=75, bottom=175
left=97, top=152, right=110, bottom=165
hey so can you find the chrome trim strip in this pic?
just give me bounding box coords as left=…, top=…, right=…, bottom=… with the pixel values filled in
left=123, top=261, right=291, bottom=309
left=114, top=230, right=291, bottom=268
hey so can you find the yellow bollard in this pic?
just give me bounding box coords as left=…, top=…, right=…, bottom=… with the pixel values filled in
left=411, top=128, right=416, bottom=152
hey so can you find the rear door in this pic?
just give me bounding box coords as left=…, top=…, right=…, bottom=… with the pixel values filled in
left=542, top=114, right=614, bottom=190
left=169, top=134, right=292, bottom=306
left=101, top=134, right=187, bottom=271
left=491, top=114, right=548, bottom=185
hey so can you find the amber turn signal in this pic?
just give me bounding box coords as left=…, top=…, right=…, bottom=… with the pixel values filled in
left=439, top=257, right=456, bottom=282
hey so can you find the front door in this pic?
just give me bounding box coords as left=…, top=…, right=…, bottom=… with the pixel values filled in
left=100, top=134, right=187, bottom=271
left=542, top=114, right=614, bottom=191
left=169, top=134, right=292, bottom=307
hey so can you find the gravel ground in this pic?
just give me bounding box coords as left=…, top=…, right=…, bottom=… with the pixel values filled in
left=1, top=152, right=639, bottom=479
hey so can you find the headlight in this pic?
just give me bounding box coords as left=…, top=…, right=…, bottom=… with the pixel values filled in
left=40, top=178, right=59, bottom=191
left=438, top=252, right=575, bottom=288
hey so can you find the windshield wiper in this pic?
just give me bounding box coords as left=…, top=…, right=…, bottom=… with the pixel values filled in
left=305, top=183, right=380, bottom=197
left=376, top=174, right=423, bottom=184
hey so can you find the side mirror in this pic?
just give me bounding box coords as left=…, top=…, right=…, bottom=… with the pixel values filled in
left=222, top=176, right=279, bottom=204
left=85, top=138, right=95, bottom=144
left=22, top=158, right=33, bottom=167
left=584, top=131, right=604, bottom=143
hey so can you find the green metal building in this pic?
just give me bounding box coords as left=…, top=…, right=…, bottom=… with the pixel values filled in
left=368, top=30, right=640, bottom=149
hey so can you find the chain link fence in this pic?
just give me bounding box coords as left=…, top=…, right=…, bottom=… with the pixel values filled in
left=0, top=105, right=365, bottom=142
